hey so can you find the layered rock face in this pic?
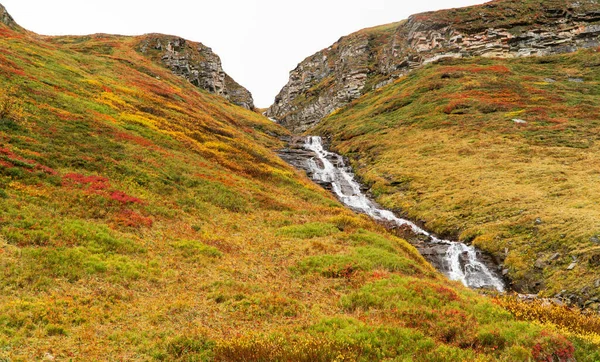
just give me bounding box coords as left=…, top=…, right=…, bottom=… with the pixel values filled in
left=0, top=3, right=23, bottom=30
left=268, top=0, right=600, bottom=132
left=139, top=35, right=254, bottom=110
left=0, top=3, right=13, bottom=26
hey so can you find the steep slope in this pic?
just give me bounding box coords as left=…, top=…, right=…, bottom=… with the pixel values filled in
left=1, top=4, right=599, bottom=361
left=313, top=49, right=600, bottom=303
left=267, top=0, right=600, bottom=132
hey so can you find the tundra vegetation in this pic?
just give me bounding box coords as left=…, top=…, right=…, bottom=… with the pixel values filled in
left=0, top=5, right=600, bottom=362
left=313, top=49, right=600, bottom=303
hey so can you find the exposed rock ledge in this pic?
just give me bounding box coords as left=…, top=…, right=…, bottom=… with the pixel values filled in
left=0, top=3, right=23, bottom=31
left=267, top=0, right=600, bottom=133
left=139, top=35, right=254, bottom=110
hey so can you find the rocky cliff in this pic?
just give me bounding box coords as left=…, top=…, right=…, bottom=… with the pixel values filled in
left=268, top=0, right=600, bottom=132
left=138, top=35, right=255, bottom=110
left=0, top=3, right=23, bottom=31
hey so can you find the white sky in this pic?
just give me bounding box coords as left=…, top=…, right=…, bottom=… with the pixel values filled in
left=2, top=0, right=487, bottom=108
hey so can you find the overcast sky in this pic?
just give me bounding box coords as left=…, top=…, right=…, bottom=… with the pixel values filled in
left=2, top=0, right=487, bottom=107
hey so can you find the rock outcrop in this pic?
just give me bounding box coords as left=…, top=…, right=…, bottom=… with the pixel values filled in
left=0, top=3, right=24, bottom=31
left=0, top=3, right=14, bottom=27
left=139, top=35, right=254, bottom=110
left=268, top=0, right=600, bottom=132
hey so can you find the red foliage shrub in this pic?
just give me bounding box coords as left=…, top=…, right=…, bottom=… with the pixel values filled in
left=443, top=100, right=470, bottom=114
left=371, top=270, right=390, bottom=280
left=0, top=146, right=55, bottom=174
left=63, top=173, right=110, bottom=192
left=531, top=331, right=574, bottom=362
left=114, top=209, right=153, bottom=228
left=113, top=131, right=155, bottom=148
left=0, top=159, right=14, bottom=168
left=35, top=164, right=58, bottom=175
left=110, top=190, right=143, bottom=204
left=442, top=65, right=511, bottom=74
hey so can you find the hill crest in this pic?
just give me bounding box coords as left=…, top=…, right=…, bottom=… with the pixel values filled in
left=0, top=3, right=254, bottom=110
left=267, top=0, right=600, bottom=132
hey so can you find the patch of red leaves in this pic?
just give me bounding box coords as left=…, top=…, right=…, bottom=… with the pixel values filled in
left=63, top=173, right=110, bottom=192
left=532, top=331, right=574, bottom=362
left=113, top=131, right=154, bottom=148
left=441, top=65, right=511, bottom=74
left=113, top=209, right=153, bottom=228
left=110, top=190, right=144, bottom=204
left=0, top=146, right=56, bottom=174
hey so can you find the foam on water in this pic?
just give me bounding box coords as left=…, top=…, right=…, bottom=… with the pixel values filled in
left=304, top=136, right=504, bottom=292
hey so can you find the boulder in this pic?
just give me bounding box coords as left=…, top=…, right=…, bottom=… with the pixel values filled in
left=534, top=258, right=545, bottom=269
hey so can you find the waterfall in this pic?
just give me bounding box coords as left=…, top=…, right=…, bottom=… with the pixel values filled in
left=303, top=136, right=505, bottom=292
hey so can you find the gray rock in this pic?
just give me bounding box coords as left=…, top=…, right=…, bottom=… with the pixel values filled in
left=590, top=236, right=600, bottom=244
left=268, top=5, right=600, bottom=131
left=544, top=78, right=557, bottom=83
left=549, top=252, right=561, bottom=261
left=502, top=268, right=509, bottom=276
left=139, top=36, right=254, bottom=110
left=567, top=262, right=577, bottom=270
left=534, top=258, right=545, bottom=269
left=0, top=4, right=17, bottom=28
left=534, top=217, right=543, bottom=225
left=568, top=77, right=584, bottom=83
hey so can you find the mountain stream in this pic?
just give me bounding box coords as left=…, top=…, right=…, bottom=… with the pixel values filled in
left=280, top=136, right=505, bottom=292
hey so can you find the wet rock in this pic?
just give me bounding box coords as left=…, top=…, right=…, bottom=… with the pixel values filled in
left=278, top=135, right=504, bottom=291
left=555, top=290, right=567, bottom=298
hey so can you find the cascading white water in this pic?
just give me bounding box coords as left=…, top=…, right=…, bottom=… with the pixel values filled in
left=304, top=136, right=505, bottom=292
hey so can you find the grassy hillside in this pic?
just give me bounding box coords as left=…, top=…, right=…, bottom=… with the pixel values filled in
left=412, top=0, right=600, bottom=33
left=1, top=9, right=600, bottom=362
left=313, top=49, right=600, bottom=302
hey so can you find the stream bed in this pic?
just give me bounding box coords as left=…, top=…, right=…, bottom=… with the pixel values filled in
left=280, top=135, right=505, bottom=292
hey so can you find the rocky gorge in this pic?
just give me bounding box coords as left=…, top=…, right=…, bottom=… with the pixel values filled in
left=279, top=136, right=506, bottom=292
left=267, top=0, right=600, bottom=132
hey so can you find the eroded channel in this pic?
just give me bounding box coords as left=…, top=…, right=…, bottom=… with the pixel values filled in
left=280, top=135, right=505, bottom=292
